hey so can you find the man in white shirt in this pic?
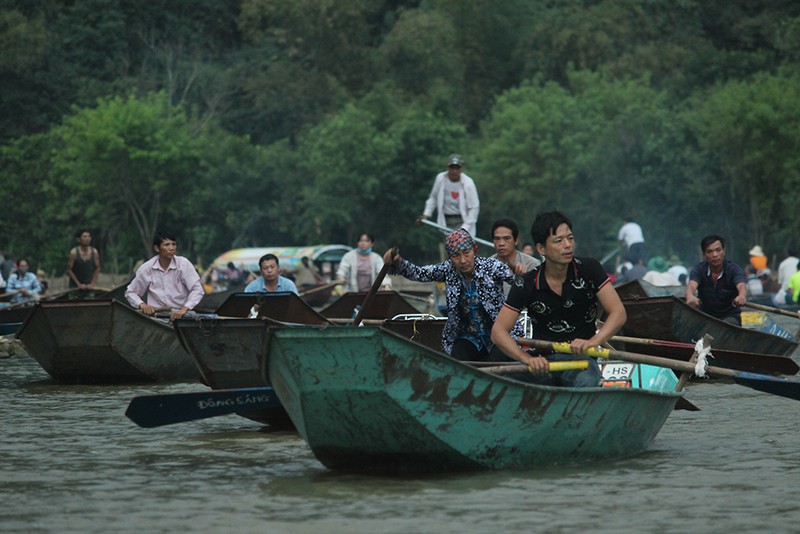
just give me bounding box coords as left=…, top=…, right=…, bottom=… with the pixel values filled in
left=774, top=251, right=799, bottom=304
left=420, top=154, right=480, bottom=237
left=617, top=216, right=647, bottom=265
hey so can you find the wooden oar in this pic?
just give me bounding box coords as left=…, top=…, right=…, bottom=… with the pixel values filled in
left=742, top=301, right=800, bottom=320
left=298, top=281, right=339, bottom=297
left=611, top=334, right=800, bottom=375
left=479, top=360, right=588, bottom=375
left=418, top=218, right=494, bottom=248
left=125, top=387, right=282, bottom=428
left=612, top=334, right=706, bottom=351
left=352, top=247, right=395, bottom=327
left=518, top=338, right=800, bottom=402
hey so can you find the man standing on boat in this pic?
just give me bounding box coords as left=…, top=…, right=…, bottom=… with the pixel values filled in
left=124, top=231, right=204, bottom=321
left=419, top=154, right=480, bottom=238
left=244, top=253, right=298, bottom=295
left=383, top=228, right=521, bottom=362
left=66, top=229, right=101, bottom=290
left=492, top=211, right=627, bottom=387
left=685, top=234, right=747, bottom=326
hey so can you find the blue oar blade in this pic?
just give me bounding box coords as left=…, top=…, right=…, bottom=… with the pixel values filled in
left=125, top=387, right=283, bottom=428
left=733, top=375, right=800, bottom=401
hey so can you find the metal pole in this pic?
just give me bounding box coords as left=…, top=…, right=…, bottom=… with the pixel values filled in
left=419, top=218, right=494, bottom=248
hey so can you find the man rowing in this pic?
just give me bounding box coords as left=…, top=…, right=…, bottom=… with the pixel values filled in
left=124, top=231, right=204, bottom=321
left=685, top=234, right=747, bottom=325
left=384, top=228, right=522, bottom=362
left=491, top=211, right=627, bottom=387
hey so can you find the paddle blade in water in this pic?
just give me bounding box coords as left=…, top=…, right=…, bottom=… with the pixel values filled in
left=125, top=387, right=282, bottom=428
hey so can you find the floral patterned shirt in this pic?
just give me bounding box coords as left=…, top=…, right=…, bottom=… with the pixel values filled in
left=390, top=256, right=523, bottom=354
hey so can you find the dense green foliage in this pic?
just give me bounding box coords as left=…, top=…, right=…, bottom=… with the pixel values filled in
left=2, top=0, right=800, bottom=275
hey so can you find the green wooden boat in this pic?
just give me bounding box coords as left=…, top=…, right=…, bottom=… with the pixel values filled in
left=266, top=326, right=683, bottom=472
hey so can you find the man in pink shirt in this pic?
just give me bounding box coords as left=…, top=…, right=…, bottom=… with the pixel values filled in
left=125, top=232, right=204, bottom=321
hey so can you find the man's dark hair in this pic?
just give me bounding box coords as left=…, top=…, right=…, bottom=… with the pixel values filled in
left=74, top=229, right=91, bottom=239
left=491, top=218, right=519, bottom=240
left=153, top=231, right=177, bottom=248
left=531, top=211, right=573, bottom=247
left=700, top=234, right=725, bottom=252
left=259, top=253, right=280, bottom=267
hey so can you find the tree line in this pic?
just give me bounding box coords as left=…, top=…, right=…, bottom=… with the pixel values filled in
left=1, top=0, right=799, bottom=276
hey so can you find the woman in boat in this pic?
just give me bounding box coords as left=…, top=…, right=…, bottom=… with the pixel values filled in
left=384, top=228, right=523, bottom=362
left=491, top=211, right=627, bottom=387
left=336, top=233, right=392, bottom=293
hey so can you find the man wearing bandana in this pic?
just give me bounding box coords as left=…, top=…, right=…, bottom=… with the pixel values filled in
left=491, top=211, right=627, bottom=387
left=384, top=228, right=522, bottom=361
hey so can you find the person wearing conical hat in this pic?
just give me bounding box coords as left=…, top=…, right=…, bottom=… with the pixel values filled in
left=749, top=245, right=767, bottom=271
left=667, top=255, right=688, bottom=285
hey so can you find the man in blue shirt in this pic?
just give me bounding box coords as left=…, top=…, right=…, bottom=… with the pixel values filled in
left=685, top=234, right=747, bottom=325
left=6, top=258, right=42, bottom=303
left=244, top=254, right=298, bottom=295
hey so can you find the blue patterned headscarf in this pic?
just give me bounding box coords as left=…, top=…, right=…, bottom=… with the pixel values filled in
left=444, top=228, right=476, bottom=256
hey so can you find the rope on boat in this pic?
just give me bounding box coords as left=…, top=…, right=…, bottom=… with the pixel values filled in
left=693, top=338, right=714, bottom=378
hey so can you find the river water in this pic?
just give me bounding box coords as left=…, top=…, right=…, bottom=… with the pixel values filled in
left=2, top=348, right=799, bottom=534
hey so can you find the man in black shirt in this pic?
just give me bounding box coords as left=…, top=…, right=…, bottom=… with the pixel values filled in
left=491, top=211, right=627, bottom=387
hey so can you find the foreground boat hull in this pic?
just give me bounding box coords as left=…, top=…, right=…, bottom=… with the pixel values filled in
left=17, top=300, right=198, bottom=384
left=267, top=327, right=681, bottom=472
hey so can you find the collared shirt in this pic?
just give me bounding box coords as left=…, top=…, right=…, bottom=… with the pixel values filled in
left=125, top=255, right=204, bottom=310
left=504, top=257, right=610, bottom=342
left=688, top=259, right=746, bottom=320
left=7, top=272, right=42, bottom=303
left=244, top=275, right=298, bottom=295
left=389, top=256, right=523, bottom=354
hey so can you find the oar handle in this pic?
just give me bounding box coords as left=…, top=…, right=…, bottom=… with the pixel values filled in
left=742, top=301, right=800, bottom=320
left=518, top=337, right=740, bottom=378
left=298, top=281, right=339, bottom=296
left=418, top=218, right=494, bottom=247
left=479, top=360, right=589, bottom=375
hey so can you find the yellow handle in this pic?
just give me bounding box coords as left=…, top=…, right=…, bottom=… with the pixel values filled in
left=546, top=359, right=589, bottom=371
left=550, top=342, right=611, bottom=360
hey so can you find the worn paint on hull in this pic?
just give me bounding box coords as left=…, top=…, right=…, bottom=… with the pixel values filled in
left=267, top=327, right=681, bottom=472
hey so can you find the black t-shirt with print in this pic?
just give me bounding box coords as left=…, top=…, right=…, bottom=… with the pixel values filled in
left=504, top=257, right=610, bottom=342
